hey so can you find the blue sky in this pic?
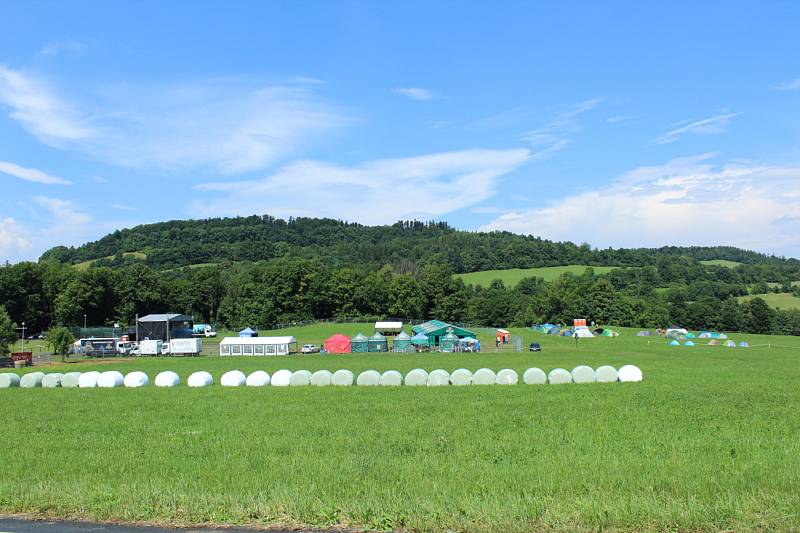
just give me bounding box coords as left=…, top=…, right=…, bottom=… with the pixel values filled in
left=2, top=0, right=800, bottom=262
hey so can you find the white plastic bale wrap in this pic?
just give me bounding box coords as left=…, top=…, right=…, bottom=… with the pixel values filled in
left=427, top=369, right=450, bottom=387
left=618, top=364, right=643, bottom=383
left=246, top=370, right=271, bottom=387
left=97, top=371, right=124, bottom=388
left=595, top=365, right=619, bottom=383
left=270, top=369, right=292, bottom=387
left=547, top=368, right=572, bottom=385
left=123, top=371, right=150, bottom=388
left=449, top=368, right=473, bottom=386
left=403, top=368, right=428, bottom=386
left=20, top=372, right=45, bottom=388
left=331, top=369, right=354, bottom=386
left=289, top=370, right=312, bottom=386
left=187, top=371, right=214, bottom=388
left=472, top=368, right=496, bottom=385
left=78, top=371, right=101, bottom=388
left=571, top=365, right=597, bottom=384
left=495, top=368, right=519, bottom=385
left=154, top=371, right=180, bottom=387
left=60, top=372, right=81, bottom=388
left=220, top=370, right=246, bottom=387
left=0, top=373, right=21, bottom=388
left=42, top=373, right=64, bottom=388
left=522, top=368, right=547, bottom=385
left=356, top=370, right=381, bottom=386
left=310, top=370, right=332, bottom=386
left=379, top=370, right=403, bottom=386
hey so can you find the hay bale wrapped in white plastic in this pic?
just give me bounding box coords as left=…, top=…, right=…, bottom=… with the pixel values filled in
left=123, top=371, right=150, bottom=388
left=472, top=368, right=496, bottom=385
left=290, top=370, right=312, bottom=386
left=270, top=369, right=292, bottom=387
left=547, top=368, right=572, bottom=385
left=20, top=372, right=45, bottom=388
left=246, top=370, right=271, bottom=387
left=187, top=371, right=213, bottom=388
left=379, top=370, right=402, bottom=386
left=571, top=365, right=596, bottom=384
left=97, top=371, right=124, bottom=388
left=310, top=370, right=332, bottom=386
left=220, top=370, right=246, bottom=387
left=523, top=367, right=547, bottom=385
left=154, top=371, right=180, bottom=387
left=595, top=365, right=619, bottom=383
left=60, top=372, right=81, bottom=388
left=495, top=368, right=519, bottom=385
left=404, top=368, right=428, bottom=386
left=78, top=371, right=101, bottom=388
left=331, top=369, right=354, bottom=386
left=357, top=370, right=381, bottom=386
left=42, top=373, right=64, bottom=388
left=427, top=369, right=450, bottom=387
left=449, top=368, right=473, bottom=386
left=0, top=373, right=20, bottom=388
left=618, top=364, right=643, bottom=383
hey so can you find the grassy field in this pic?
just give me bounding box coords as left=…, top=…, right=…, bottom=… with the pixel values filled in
left=455, top=265, right=620, bottom=288
left=74, top=251, right=147, bottom=270
left=738, top=292, right=800, bottom=310
left=2, top=323, right=800, bottom=531
left=700, top=259, right=743, bottom=268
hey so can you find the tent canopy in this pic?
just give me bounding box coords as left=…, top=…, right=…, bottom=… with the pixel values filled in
left=411, top=332, right=429, bottom=345
left=412, top=320, right=476, bottom=346
left=238, top=327, right=257, bottom=337
left=325, top=334, right=351, bottom=353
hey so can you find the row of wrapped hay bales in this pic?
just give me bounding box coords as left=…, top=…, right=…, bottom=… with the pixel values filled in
left=1, top=365, right=642, bottom=389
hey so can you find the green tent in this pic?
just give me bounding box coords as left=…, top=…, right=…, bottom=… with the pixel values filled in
left=440, top=332, right=459, bottom=352
left=411, top=332, right=429, bottom=346
left=601, top=329, right=619, bottom=337
left=392, top=330, right=412, bottom=352
left=351, top=333, right=369, bottom=353
left=411, top=320, right=476, bottom=347
left=368, top=332, right=388, bottom=352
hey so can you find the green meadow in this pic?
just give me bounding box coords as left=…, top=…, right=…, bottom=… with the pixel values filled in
left=455, top=265, right=619, bottom=288
left=699, top=259, right=743, bottom=268
left=1, top=323, right=799, bottom=532
left=738, top=292, right=800, bottom=310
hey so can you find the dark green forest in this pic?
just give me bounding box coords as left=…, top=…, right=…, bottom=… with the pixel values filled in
left=2, top=216, right=800, bottom=336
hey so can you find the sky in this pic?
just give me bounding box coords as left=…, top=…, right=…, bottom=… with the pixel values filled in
left=1, top=0, right=800, bottom=262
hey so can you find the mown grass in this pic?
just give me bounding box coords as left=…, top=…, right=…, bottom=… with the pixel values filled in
left=455, top=265, right=620, bottom=288
left=74, top=251, right=147, bottom=270
left=738, top=292, right=800, bottom=310
left=700, top=259, right=743, bottom=268
left=1, top=326, right=800, bottom=531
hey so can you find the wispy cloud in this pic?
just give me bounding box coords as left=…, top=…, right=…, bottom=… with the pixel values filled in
left=776, top=78, right=800, bottom=91
left=0, top=161, right=71, bottom=185
left=192, top=148, right=530, bottom=224
left=392, top=87, right=436, bottom=101
left=652, top=112, right=739, bottom=144
left=40, top=40, right=86, bottom=57
left=481, top=154, right=800, bottom=257
left=521, top=97, right=603, bottom=160
left=606, top=115, right=632, bottom=124
left=0, top=65, right=349, bottom=175
left=111, top=204, right=136, bottom=212
left=0, top=217, right=31, bottom=259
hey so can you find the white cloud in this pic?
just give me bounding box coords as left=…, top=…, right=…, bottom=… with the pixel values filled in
left=653, top=112, right=739, bottom=144
left=0, top=161, right=71, bottom=185
left=0, top=64, right=96, bottom=145
left=33, top=196, right=92, bottom=228
left=521, top=98, right=603, bottom=160
left=0, top=217, right=31, bottom=260
left=392, top=87, right=436, bottom=101
left=777, top=78, right=800, bottom=91
left=40, top=40, right=86, bottom=57
left=111, top=204, right=136, bottom=212
left=0, top=65, right=349, bottom=175
left=192, top=148, right=530, bottom=224
left=481, top=154, right=800, bottom=257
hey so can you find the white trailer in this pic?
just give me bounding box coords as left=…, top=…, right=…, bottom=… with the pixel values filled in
left=170, top=338, right=202, bottom=355
left=139, top=340, right=163, bottom=356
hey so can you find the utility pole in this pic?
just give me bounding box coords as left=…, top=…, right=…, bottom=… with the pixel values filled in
left=17, top=322, right=26, bottom=353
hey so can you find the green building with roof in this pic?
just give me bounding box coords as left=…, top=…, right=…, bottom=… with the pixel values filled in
left=411, top=320, right=477, bottom=347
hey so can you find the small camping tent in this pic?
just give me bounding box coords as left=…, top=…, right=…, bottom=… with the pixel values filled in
left=669, top=340, right=680, bottom=346
left=600, top=329, right=619, bottom=337
left=547, top=327, right=560, bottom=335
left=351, top=333, right=369, bottom=353
left=636, top=330, right=651, bottom=336
left=698, top=331, right=712, bottom=339
left=574, top=328, right=594, bottom=338
left=368, top=332, right=388, bottom=353
left=392, top=331, right=412, bottom=352
left=561, top=329, right=574, bottom=337
left=725, top=340, right=737, bottom=347
left=739, top=341, right=749, bottom=347
left=708, top=339, right=720, bottom=346
left=684, top=340, right=695, bottom=346
left=324, top=334, right=351, bottom=354
left=238, top=327, right=257, bottom=337
left=686, top=332, right=696, bottom=339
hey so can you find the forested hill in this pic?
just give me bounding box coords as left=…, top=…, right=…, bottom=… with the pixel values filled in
left=39, top=215, right=787, bottom=272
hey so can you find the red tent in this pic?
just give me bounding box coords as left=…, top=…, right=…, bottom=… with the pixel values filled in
left=324, top=334, right=351, bottom=353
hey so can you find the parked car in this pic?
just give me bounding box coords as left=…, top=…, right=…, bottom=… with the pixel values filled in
left=529, top=342, right=542, bottom=352
left=301, top=344, right=320, bottom=354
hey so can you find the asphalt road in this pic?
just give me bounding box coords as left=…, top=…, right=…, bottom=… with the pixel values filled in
left=0, top=518, right=303, bottom=533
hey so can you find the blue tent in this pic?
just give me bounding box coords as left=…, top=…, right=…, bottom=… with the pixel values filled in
left=669, top=340, right=680, bottom=346
left=561, top=329, right=574, bottom=337
left=238, top=327, right=256, bottom=337
left=411, top=332, right=429, bottom=346
left=684, top=341, right=695, bottom=346
left=726, top=340, right=736, bottom=347
left=739, top=341, right=749, bottom=347
left=547, top=327, right=560, bottom=335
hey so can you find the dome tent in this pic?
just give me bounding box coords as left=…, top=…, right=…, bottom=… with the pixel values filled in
left=325, top=334, right=351, bottom=353
left=561, top=329, right=574, bottom=337
left=368, top=332, right=388, bottom=352
left=725, top=340, right=737, bottom=347
left=636, top=330, right=651, bottom=336
left=739, top=341, right=749, bottom=347
left=669, top=340, right=680, bottom=346
left=547, top=327, right=560, bottom=335
left=684, top=341, right=695, bottom=346
left=350, top=333, right=369, bottom=353
left=392, top=330, right=412, bottom=352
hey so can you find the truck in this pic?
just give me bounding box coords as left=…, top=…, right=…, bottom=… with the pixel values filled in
left=169, top=338, right=202, bottom=356
left=192, top=324, right=217, bottom=337
left=139, top=339, right=163, bottom=356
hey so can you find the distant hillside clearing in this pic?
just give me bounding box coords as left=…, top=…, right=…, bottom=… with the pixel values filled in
left=455, top=265, right=620, bottom=287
